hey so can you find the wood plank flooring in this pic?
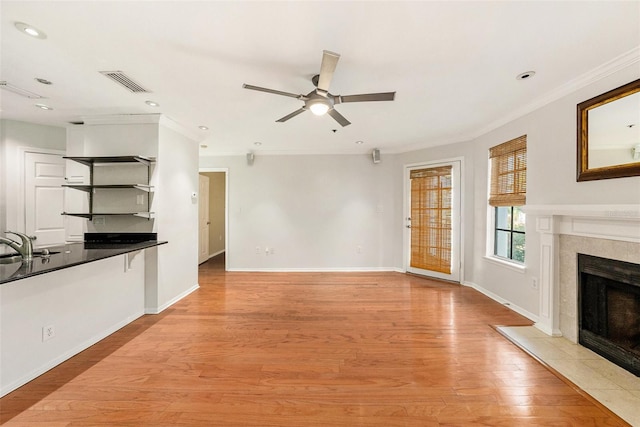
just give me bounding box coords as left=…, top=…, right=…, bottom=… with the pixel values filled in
left=0, top=254, right=628, bottom=426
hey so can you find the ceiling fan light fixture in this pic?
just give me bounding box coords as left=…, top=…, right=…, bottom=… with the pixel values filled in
left=309, top=101, right=329, bottom=116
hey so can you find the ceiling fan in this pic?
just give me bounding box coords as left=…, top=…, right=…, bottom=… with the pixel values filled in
left=242, top=50, right=395, bottom=127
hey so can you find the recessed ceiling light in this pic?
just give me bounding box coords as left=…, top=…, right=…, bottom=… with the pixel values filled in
left=254, top=142, right=262, bottom=146
left=145, top=100, right=160, bottom=107
left=199, top=126, right=209, bottom=130
left=516, top=71, right=536, bottom=80
left=15, top=22, right=46, bottom=39
left=35, top=78, right=52, bottom=85
left=35, top=103, right=53, bottom=110
left=355, top=140, right=364, bottom=145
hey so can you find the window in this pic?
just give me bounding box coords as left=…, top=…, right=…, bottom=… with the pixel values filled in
left=489, top=135, right=526, bottom=263
left=494, top=206, right=525, bottom=262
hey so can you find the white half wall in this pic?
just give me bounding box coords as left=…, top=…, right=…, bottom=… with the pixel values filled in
left=0, top=252, right=145, bottom=397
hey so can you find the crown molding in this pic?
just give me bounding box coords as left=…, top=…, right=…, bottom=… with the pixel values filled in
left=389, top=47, right=640, bottom=155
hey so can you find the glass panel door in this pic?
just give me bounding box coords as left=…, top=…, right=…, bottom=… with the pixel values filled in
left=406, top=161, right=460, bottom=282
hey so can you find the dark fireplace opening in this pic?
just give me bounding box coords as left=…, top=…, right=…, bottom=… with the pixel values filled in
left=578, top=254, right=640, bottom=377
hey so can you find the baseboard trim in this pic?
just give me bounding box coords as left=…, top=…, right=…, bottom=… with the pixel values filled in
left=227, top=267, right=401, bottom=273
left=462, top=281, right=539, bottom=323
left=145, top=284, right=199, bottom=315
left=0, top=310, right=145, bottom=398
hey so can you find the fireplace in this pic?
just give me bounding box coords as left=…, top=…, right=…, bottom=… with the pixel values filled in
left=578, top=253, right=640, bottom=376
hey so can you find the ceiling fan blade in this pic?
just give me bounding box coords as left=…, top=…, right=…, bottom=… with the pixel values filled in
left=327, top=108, right=351, bottom=127
left=243, top=84, right=302, bottom=99
left=337, top=92, right=396, bottom=103
left=276, top=107, right=307, bottom=123
left=317, top=50, right=340, bottom=93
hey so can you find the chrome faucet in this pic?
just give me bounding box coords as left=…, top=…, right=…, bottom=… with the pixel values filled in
left=0, top=231, right=36, bottom=261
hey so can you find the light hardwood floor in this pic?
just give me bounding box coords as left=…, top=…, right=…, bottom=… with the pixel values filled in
left=0, top=255, right=628, bottom=426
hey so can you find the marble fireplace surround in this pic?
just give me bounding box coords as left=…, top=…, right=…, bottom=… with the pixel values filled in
left=525, top=204, right=640, bottom=340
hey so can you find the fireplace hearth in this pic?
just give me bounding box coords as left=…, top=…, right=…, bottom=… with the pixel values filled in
left=578, top=254, right=640, bottom=376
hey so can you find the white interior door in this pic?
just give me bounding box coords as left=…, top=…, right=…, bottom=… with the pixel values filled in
left=198, top=174, right=210, bottom=264
left=25, top=152, right=66, bottom=246
left=405, top=160, right=461, bottom=282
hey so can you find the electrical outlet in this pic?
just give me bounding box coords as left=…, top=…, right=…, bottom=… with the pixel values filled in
left=42, top=325, right=55, bottom=342
left=531, top=277, right=538, bottom=289
left=357, top=245, right=363, bottom=254
left=255, top=246, right=261, bottom=254
left=269, top=247, right=275, bottom=255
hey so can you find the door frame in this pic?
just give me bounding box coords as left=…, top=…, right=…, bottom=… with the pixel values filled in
left=198, top=174, right=210, bottom=265
left=403, top=157, right=464, bottom=283
left=198, top=167, right=229, bottom=271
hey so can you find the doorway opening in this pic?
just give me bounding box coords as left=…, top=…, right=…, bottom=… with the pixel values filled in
left=198, top=169, right=228, bottom=271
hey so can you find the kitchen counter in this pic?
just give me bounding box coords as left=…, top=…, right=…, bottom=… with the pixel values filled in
left=0, top=240, right=166, bottom=285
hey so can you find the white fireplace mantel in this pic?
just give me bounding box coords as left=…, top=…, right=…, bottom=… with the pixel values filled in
left=524, top=204, right=640, bottom=336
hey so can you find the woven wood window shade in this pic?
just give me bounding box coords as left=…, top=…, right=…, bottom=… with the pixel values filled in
left=410, top=165, right=452, bottom=274
left=489, top=135, right=527, bottom=207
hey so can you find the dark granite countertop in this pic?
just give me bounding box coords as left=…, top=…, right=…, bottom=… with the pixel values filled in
left=0, top=240, right=166, bottom=285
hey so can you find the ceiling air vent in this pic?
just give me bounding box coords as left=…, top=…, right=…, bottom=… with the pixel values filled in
left=99, top=71, right=150, bottom=93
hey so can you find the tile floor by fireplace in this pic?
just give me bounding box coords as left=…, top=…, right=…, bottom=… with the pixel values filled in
left=499, top=325, right=640, bottom=426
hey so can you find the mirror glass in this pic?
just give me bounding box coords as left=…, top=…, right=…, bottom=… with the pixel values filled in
left=577, top=78, right=640, bottom=181
left=588, top=91, right=640, bottom=169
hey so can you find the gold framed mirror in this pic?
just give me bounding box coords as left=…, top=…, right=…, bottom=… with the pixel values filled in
left=577, top=78, right=640, bottom=181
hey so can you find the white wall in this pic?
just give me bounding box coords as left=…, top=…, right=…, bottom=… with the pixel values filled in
left=81, top=121, right=159, bottom=234
left=0, top=120, right=66, bottom=235
left=153, top=123, right=199, bottom=310
left=199, top=153, right=397, bottom=271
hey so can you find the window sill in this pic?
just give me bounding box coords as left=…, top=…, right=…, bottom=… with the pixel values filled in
left=483, top=255, right=526, bottom=274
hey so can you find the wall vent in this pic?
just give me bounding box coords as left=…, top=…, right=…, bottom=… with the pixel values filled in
left=99, top=71, right=151, bottom=93
left=0, top=81, right=44, bottom=99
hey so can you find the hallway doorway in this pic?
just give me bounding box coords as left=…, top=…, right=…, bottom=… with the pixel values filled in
left=198, top=170, right=228, bottom=270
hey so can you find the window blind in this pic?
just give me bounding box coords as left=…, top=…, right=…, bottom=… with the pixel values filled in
left=489, top=135, right=527, bottom=207
left=410, top=165, right=452, bottom=274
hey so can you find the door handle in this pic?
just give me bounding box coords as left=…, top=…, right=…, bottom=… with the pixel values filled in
left=406, top=225, right=411, bottom=228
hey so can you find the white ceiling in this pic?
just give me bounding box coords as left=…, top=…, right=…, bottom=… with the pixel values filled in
left=1, top=1, right=639, bottom=155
